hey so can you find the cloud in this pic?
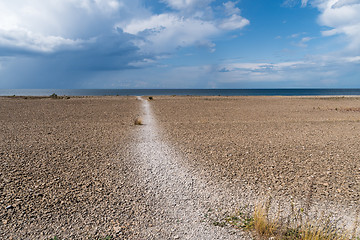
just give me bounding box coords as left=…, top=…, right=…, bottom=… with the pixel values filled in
left=0, top=0, right=249, bottom=57
left=120, top=13, right=219, bottom=53
left=282, top=0, right=309, bottom=7
left=90, top=54, right=360, bottom=89
left=315, top=0, right=360, bottom=52
left=0, top=28, right=86, bottom=53
left=160, top=0, right=213, bottom=11
left=214, top=55, right=360, bottom=87
left=219, top=14, right=250, bottom=30
left=217, top=1, right=250, bottom=31
left=119, top=1, right=249, bottom=53
left=0, top=0, right=153, bottom=88
left=0, top=0, right=250, bottom=88
left=219, top=61, right=307, bottom=75
left=0, top=0, right=135, bottom=54
left=331, top=0, right=360, bottom=8
left=302, top=0, right=309, bottom=7
left=345, top=55, right=360, bottom=62
left=0, top=32, right=147, bottom=88
left=223, top=1, right=241, bottom=15
left=293, top=36, right=313, bottom=47
left=0, top=0, right=151, bottom=88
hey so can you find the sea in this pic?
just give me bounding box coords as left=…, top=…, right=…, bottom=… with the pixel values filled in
left=1, top=89, right=360, bottom=96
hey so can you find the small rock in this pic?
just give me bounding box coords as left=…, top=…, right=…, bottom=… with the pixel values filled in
left=6, top=205, right=14, bottom=210
left=113, top=226, right=121, bottom=233
left=174, top=235, right=180, bottom=239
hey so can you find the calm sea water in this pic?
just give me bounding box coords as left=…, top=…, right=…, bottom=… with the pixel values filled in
left=1, top=89, right=360, bottom=96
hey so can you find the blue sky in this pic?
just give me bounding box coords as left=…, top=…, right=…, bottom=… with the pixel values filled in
left=0, top=0, right=359, bottom=89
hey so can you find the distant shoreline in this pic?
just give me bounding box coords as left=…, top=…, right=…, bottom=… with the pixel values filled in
left=2, top=88, right=360, bottom=96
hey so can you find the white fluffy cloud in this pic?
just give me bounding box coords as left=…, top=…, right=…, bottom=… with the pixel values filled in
left=120, top=13, right=219, bottom=53
left=119, top=1, right=249, bottom=53
left=0, top=0, right=250, bottom=88
left=219, top=14, right=250, bottom=30
left=220, top=1, right=249, bottom=30
left=315, top=0, right=360, bottom=51
left=0, top=28, right=86, bottom=53
left=0, top=0, right=144, bottom=53
left=0, top=0, right=248, bottom=55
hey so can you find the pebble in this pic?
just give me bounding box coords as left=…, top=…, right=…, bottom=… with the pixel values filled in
left=113, top=226, right=121, bottom=233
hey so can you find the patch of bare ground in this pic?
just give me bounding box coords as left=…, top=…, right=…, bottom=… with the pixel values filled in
left=151, top=96, right=360, bottom=232
left=0, top=96, right=155, bottom=239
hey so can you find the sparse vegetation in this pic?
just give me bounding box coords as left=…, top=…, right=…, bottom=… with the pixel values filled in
left=48, top=93, right=70, bottom=99
left=208, top=174, right=358, bottom=239
left=50, top=93, right=58, bottom=99
left=253, top=203, right=278, bottom=237
left=210, top=199, right=358, bottom=240
left=148, top=96, right=153, bottom=100
left=223, top=212, right=254, bottom=230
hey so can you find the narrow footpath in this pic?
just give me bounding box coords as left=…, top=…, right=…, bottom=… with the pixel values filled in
left=132, top=96, right=250, bottom=239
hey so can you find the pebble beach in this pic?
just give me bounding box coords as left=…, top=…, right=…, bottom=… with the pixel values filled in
left=1, top=95, right=359, bottom=239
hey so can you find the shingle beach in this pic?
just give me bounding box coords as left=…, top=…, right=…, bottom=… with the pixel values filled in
left=1, top=96, right=359, bottom=239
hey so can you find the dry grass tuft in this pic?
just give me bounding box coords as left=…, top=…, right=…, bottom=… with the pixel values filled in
left=212, top=199, right=357, bottom=240
left=253, top=204, right=278, bottom=237
left=299, top=223, right=350, bottom=240
left=252, top=203, right=352, bottom=240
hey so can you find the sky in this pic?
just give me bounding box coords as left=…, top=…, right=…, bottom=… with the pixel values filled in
left=0, top=0, right=359, bottom=89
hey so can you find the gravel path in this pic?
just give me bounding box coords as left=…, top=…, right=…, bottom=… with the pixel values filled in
left=132, top=97, right=250, bottom=239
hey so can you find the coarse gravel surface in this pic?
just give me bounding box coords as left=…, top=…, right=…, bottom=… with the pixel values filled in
left=0, top=96, right=252, bottom=240
left=1, top=95, right=360, bottom=239
left=0, top=96, right=156, bottom=239
left=151, top=96, right=360, bottom=228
